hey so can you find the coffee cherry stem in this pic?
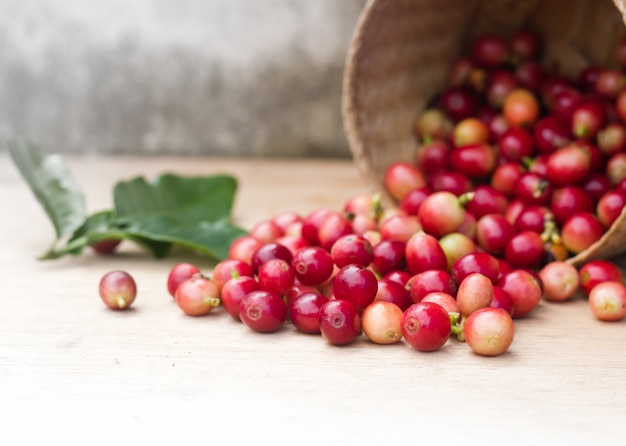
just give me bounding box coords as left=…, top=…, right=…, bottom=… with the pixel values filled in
left=533, top=179, right=550, bottom=199
left=449, top=312, right=466, bottom=342
left=371, top=193, right=384, bottom=221
left=458, top=191, right=476, bottom=207
left=116, top=296, right=130, bottom=309
left=204, top=296, right=222, bottom=308
left=521, top=156, right=534, bottom=170
left=540, top=218, right=560, bottom=243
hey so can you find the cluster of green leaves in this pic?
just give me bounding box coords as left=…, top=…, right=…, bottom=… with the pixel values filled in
left=7, top=138, right=247, bottom=260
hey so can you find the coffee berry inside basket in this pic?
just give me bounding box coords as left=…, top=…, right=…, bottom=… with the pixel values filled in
left=395, top=32, right=626, bottom=255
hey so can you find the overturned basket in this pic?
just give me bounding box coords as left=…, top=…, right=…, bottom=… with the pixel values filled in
left=342, top=0, right=626, bottom=267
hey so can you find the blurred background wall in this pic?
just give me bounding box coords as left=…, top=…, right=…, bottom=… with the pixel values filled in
left=0, top=0, right=367, bottom=157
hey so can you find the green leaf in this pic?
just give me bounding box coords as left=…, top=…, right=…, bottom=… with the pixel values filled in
left=6, top=137, right=87, bottom=241
left=121, top=216, right=246, bottom=260
left=112, top=174, right=246, bottom=260
left=7, top=138, right=247, bottom=262
left=44, top=210, right=115, bottom=258
left=43, top=211, right=173, bottom=259
left=113, top=173, right=238, bottom=223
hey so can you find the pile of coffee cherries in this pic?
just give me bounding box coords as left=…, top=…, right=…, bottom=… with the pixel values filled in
left=99, top=29, right=626, bottom=356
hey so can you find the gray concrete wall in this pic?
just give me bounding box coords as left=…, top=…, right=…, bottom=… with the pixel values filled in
left=0, top=0, right=367, bottom=157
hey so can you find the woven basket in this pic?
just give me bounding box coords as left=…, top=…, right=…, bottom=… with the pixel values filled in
left=342, top=0, right=626, bottom=266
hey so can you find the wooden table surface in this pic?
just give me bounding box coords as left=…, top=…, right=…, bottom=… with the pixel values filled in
left=2, top=154, right=626, bottom=445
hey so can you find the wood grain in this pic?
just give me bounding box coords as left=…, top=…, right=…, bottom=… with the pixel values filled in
left=1, top=155, right=625, bottom=445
